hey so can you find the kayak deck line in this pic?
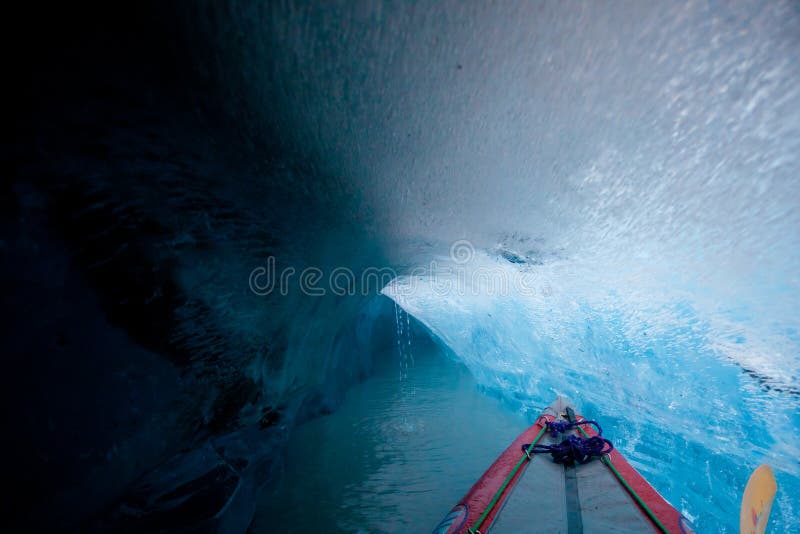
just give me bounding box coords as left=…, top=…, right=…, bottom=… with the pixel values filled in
left=576, top=420, right=669, bottom=533
left=433, top=397, right=695, bottom=534
left=467, top=418, right=550, bottom=534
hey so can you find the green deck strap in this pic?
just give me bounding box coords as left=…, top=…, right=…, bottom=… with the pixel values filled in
left=468, top=423, right=549, bottom=534
left=576, top=425, right=669, bottom=534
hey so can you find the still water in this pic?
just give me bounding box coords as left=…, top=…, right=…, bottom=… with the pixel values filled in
left=250, top=336, right=527, bottom=532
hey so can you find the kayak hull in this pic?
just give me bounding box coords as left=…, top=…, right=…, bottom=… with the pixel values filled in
left=433, top=397, right=695, bottom=534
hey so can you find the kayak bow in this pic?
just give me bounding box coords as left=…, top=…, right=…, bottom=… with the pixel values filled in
left=433, top=397, right=696, bottom=533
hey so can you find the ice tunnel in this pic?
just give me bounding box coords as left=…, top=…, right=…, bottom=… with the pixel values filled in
left=5, top=1, right=799, bottom=532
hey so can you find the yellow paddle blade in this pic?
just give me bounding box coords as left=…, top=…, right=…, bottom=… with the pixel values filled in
left=740, top=464, right=777, bottom=534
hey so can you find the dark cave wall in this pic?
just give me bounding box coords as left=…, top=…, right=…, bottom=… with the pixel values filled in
left=5, top=2, right=394, bottom=530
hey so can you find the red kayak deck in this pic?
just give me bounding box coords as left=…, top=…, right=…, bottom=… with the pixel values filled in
left=433, top=397, right=695, bottom=533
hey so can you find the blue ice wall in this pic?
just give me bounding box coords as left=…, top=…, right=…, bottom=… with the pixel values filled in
left=179, top=0, right=799, bottom=410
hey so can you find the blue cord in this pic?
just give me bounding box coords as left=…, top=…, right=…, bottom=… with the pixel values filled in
left=521, top=419, right=613, bottom=466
